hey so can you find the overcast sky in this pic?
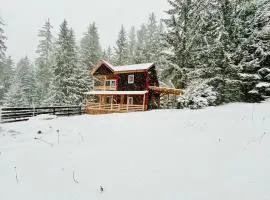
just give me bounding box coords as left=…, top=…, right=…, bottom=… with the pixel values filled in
left=1, top=0, right=169, bottom=63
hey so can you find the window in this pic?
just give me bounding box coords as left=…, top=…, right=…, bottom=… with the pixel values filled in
left=111, top=80, right=116, bottom=87
left=127, top=97, right=133, bottom=105
left=105, top=80, right=116, bottom=87
left=105, top=80, right=110, bottom=86
left=128, top=75, right=134, bottom=84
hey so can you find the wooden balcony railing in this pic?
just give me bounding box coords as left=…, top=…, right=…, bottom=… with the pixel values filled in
left=93, top=86, right=116, bottom=91
left=86, top=102, right=144, bottom=113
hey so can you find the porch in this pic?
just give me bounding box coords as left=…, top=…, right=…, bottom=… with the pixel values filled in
left=84, top=91, right=148, bottom=115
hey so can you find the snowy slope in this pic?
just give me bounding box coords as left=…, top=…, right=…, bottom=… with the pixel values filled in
left=0, top=102, right=270, bottom=200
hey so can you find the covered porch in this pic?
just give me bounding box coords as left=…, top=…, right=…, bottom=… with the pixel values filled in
left=84, top=91, right=148, bottom=114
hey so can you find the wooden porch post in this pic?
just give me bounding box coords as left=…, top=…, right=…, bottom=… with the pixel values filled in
left=120, top=95, right=124, bottom=111
left=167, top=94, right=169, bottom=109
left=104, top=76, right=107, bottom=91
left=111, top=95, right=113, bottom=110
left=127, top=95, right=129, bottom=111
left=143, top=94, right=145, bottom=111
left=118, top=95, right=120, bottom=111
left=99, top=95, right=101, bottom=109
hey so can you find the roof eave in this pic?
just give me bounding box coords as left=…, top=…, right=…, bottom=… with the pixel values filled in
left=91, top=60, right=114, bottom=75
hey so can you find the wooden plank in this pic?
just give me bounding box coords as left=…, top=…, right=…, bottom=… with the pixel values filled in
left=143, top=94, right=145, bottom=111
left=149, top=86, right=184, bottom=96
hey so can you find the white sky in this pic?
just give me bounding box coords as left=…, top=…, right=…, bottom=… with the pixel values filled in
left=0, top=0, right=169, bottom=63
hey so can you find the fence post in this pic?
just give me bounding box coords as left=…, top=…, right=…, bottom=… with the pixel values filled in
left=53, top=107, right=55, bottom=115
left=32, top=104, right=35, bottom=117
left=0, top=106, right=2, bottom=123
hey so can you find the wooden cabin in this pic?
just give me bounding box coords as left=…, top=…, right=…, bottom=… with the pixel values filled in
left=84, top=60, right=184, bottom=114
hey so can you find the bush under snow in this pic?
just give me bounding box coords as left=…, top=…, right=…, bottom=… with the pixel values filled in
left=178, top=80, right=218, bottom=109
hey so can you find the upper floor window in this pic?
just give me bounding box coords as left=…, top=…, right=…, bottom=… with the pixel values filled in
left=105, top=80, right=116, bottom=87
left=111, top=80, right=116, bottom=87
left=128, top=75, right=134, bottom=84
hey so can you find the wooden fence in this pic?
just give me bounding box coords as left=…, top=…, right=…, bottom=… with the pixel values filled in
left=0, top=106, right=85, bottom=123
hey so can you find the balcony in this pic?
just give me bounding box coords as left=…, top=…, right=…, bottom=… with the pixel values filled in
left=93, top=85, right=116, bottom=91
left=93, top=78, right=116, bottom=91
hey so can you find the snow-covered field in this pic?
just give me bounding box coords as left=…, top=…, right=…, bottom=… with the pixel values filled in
left=0, top=102, right=270, bottom=200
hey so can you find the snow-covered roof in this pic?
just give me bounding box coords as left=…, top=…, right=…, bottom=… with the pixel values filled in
left=112, top=63, right=154, bottom=72
left=84, top=90, right=148, bottom=95
left=91, top=60, right=154, bottom=74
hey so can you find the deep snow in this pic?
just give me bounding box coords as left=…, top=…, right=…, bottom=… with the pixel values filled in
left=0, top=102, right=270, bottom=200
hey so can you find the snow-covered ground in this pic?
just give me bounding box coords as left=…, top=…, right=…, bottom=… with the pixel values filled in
left=0, top=102, right=270, bottom=200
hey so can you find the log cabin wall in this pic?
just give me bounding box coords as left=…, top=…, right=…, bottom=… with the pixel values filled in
left=118, top=72, right=146, bottom=91
left=130, top=95, right=144, bottom=104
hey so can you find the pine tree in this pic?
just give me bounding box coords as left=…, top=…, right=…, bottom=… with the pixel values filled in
left=145, top=13, right=160, bottom=62
left=3, top=77, right=27, bottom=107
left=199, top=0, right=264, bottom=103
left=182, top=0, right=242, bottom=104
left=236, top=0, right=270, bottom=102
left=4, top=57, right=37, bottom=107
left=134, top=24, right=147, bottom=63
left=0, top=18, right=7, bottom=62
left=113, top=25, right=129, bottom=65
left=102, top=46, right=113, bottom=62
left=45, top=20, right=87, bottom=106
left=128, top=26, right=136, bottom=64
left=156, top=20, right=169, bottom=81
left=35, top=19, right=55, bottom=105
left=80, top=22, right=102, bottom=70
left=163, top=0, right=206, bottom=88
left=0, top=56, right=14, bottom=104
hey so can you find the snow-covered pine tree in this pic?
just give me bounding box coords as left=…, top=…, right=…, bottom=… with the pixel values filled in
left=3, top=76, right=27, bottom=107
left=4, top=57, right=37, bottom=107
left=103, top=46, right=113, bottom=63
left=0, top=56, right=14, bottom=105
left=182, top=0, right=243, bottom=105
left=162, top=0, right=207, bottom=89
left=113, top=25, right=129, bottom=65
left=35, top=19, right=55, bottom=105
left=127, top=26, right=136, bottom=64
left=134, top=24, right=147, bottom=64
left=79, top=22, right=102, bottom=95
left=236, top=0, right=270, bottom=102
left=0, top=17, right=7, bottom=99
left=80, top=22, right=102, bottom=70
left=210, top=0, right=245, bottom=103
left=0, top=18, right=7, bottom=62
left=145, top=13, right=160, bottom=62
left=45, top=20, right=83, bottom=106
left=153, top=20, right=167, bottom=80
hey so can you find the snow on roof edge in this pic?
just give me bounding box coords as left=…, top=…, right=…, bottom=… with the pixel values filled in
left=92, top=60, right=155, bottom=74
left=84, top=90, right=149, bottom=95
left=112, top=63, right=155, bottom=72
